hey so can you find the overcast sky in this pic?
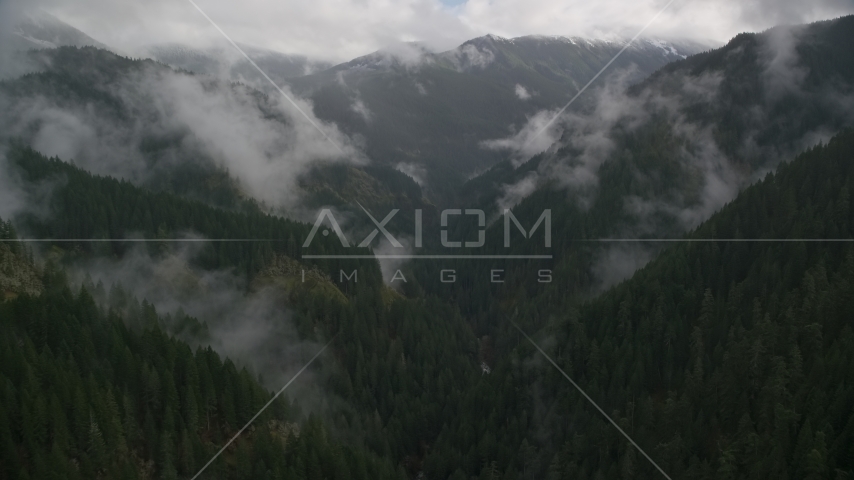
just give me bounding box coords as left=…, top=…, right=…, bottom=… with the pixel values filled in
left=13, top=0, right=854, bottom=62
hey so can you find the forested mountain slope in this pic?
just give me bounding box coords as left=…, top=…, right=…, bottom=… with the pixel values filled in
left=288, top=35, right=708, bottom=193
left=4, top=145, right=379, bottom=289
left=423, top=15, right=854, bottom=333
left=2, top=13, right=854, bottom=480
left=146, top=42, right=332, bottom=85
left=0, top=47, right=426, bottom=216
left=0, top=220, right=40, bottom=300
left=0, top=257, right=401, bottom=479
left=467, top=15, right=854, bottom=211
left=421, top=129, right=854, bottom=479
left=8, top=124, right=853, bottom=480
left=2, top=146, right=483, bottom=478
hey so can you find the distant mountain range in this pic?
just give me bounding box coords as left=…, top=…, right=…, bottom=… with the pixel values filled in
left=433, top=15, right=854, bottom=329
left=3, top=11, right=331, bottom=84
left=145, top=43, right=333, bottom=84
left=4, top=10, right=107, bottom=51
left=3, top=10, right=714, bottom=203
left=464, top=15, right=854, bottom=217
left=3, top=11, right=854, bottom=480
left=287, top=34, right=713, bottom=193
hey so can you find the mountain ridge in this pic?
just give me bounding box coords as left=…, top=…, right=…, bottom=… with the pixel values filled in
left=5, top=10, right=107, bottom=51
left=287, top=32, right=710, bottom=196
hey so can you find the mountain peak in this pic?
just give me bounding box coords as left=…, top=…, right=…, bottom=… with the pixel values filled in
left=461, top=33, right=511, bottom=48
left=483, top=33, right=510, bottom=42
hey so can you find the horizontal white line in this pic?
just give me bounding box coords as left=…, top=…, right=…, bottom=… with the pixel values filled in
left=6, top=239, right=854, bottom=243
left=8, top=239, right=265, bottom=242
left=301, top=255, right=553, bottom=259
left=589, top=239, right=854, bottom=242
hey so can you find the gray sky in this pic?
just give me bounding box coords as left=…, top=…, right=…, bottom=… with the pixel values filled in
left=13, top=0, right=854, bottom=63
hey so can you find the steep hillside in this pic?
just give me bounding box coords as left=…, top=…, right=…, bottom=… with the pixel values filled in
left=2, top=146, right=482, bottom=477
left=422, top=129, right=854, bottom=479
left=146, top=42, right=332, bottom=84
left=0, top=256, right=400, bottom=479
left=3, top=145, right=379, bottom=291
left=288, top=35, right=709, bottom=194
left=424, top=15, right=854, bottom=329
left=0, top=220, right=41, bottom=299
left=0, top=47, right=425, bottom=217
left=4, top=10, right=107, bottom=52
left=464, top=16, right=854, bottom=211
left=2, top=12, right=854, bottom=480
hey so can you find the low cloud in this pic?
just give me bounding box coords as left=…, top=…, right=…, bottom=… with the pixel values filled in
left=591, top=242, right=653, bottom=290
left=490, top=66, right=729, bottom=217
left=483, top=22, right=852, bottom=285
left=480, top=108, right=564, bottom=165
left=0, top=150, right=29, bottom=222
left=515, top=84, right=531, bottom=100
left=351, top=97, right=372, bottom=122
left=497, top=171, right=539, bottom=212
left=372, top=236, right=415, bottom=287
left=449, top=43, right=496, bottom=70
left=396, top=162, right=427, bottom=186
left=762, top=24, right=808, bottom=100
left=0, top=1, right=46, bottom=79
left=0, top=57, right=364, bottom=211
left=0, top=147, right=62, bottom=224
left=13, top=0, right=847, bottom=66
left=68, top=244, right=323, bottom=389
left=376, top=41, right=436, bottom=67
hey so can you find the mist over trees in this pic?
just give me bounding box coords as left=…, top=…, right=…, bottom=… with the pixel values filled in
left=0, top=11, right=853, bottom=480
